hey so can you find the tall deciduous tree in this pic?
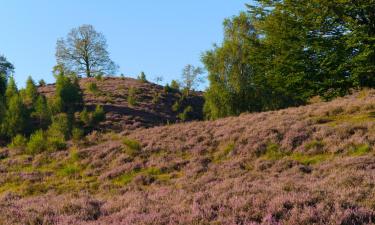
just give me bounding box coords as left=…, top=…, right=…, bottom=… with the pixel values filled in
left=56, top=24, right=118, bottom=78
left=181, top=64, right=204, bottom=93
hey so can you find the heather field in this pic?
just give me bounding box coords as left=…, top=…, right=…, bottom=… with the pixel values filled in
left=2, top=90, right=375, bottom=224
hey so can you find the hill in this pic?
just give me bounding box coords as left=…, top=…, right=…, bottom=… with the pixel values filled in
left=1, top=90, right=375, bottom=224
left=38, top=77, right=205, bottom=131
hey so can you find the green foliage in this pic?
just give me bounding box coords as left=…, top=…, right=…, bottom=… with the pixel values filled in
left=48, top=113, right=70, bottom=140
left=204, top=1, right=375, bottom=119
left=137, top=71, right=147, bottom=82
left=348, top=144, right=371, bottom=157
left=152, top=92, right=161, bottom=104
left=172, top=100, right=180, bottom=112
left=170, top=80, right=180, bottom=90
left=27, top=130, right=47, bottom=155
left=127, top=87, right=137, bottom=106
left=86, top=82, right=99, bottom=94
left=9, top=134, right=27, bottom=151
left=24, top=76, right=38, bottom=106
left=164, top=84, right=172, bottom=93
left=31, top=95, right=51, bottom=129
left=213, top=142, right=235, bottom=162
left=91, top=105, right=105, bottom=126
left=2, top=94, right=28, bottom=138
left=72, top=127, right=84, bottom=142
left=181, top=64, right=204, bottom=92
left=5, top=76, right=18, bottom=101
left=45, top=114, right=69, bottom=151
left=263, top=143, right=288, bottom=161
left=122, top=138, right=141, bottom=157
left=80, top=108, right=90, bottom=126
left=38, top=79, right=46, bottom=87
left=178, top=105, right=193, bottom=121
left=53, top=70, right=83, bottom=114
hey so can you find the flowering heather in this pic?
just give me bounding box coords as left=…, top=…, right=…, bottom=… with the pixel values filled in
left=2, top=90, right=375, bottom=224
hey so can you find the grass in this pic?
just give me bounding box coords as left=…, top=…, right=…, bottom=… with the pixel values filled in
left=262, top=143, right=289, bottom=160
left=348, top=144, right=371, bottom=156
left=213, top=141, right=235, bottom=162
left=122, top=138, right=141, bottom=157
left=315, top=112, right=375, bottom=127
left=262, top=143, right=332, bottom=165
left=113, top=167, right=173, bottom=186
left=289, top=153, right=332, bottom=165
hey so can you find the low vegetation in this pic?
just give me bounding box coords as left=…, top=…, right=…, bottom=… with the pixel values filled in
left=1, top=90, right=375, bottom=224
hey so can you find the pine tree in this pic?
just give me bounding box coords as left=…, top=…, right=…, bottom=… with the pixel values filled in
left=2, top=94, right=28, bottom=138
left=32, top=95, right=51, bottom=129
left=24, top=76, right=38, bottom=106
left=5, top=76, right=18, bottom=102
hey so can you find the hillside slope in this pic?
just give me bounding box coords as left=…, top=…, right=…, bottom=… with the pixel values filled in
left=2, top=90, right=375, bottom=224
left=38, top=77, right=205, bottom=131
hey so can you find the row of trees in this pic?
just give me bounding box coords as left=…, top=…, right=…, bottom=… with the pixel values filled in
left=203, top=0, right=375, bottom=119
left=0, top=56, right=105, bottom=151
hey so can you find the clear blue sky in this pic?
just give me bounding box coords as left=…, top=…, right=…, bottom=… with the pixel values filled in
left=0, top=0, right=250, bottom=88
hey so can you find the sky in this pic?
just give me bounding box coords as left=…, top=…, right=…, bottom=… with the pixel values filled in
left=0, top=0, right=250, bottom=88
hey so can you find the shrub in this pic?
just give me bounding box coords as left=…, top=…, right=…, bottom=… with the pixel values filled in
left=49, top=113, right=70, bottom=139
left=152, top=93, right=161, bottom=104
left=94, top=74, right=103, bottom=81
left=80, top=108, right=90, bottom=126
left=137, top=72, right=147, bottom=82
left=172, top=101, right=180, bottom=112
left=47, top=135, right=67, bottom=151
left=178, top=106, right=193, bottom=121
left=123, top=138, right=141, bottom=157
left=9, top=134, right=27, bottom=151
left=127, top=87, right=137, bottom=106
left=91, top=105, right=105, bottom=126
left=72, top=127, right=84, bottom=142
left=170, top=80, right=180, bottom=90
left=86, top=82, right=99, bottom=94
left=27, top=130, right=47, bottom=155
left=164, top=84, right=172, bottom=93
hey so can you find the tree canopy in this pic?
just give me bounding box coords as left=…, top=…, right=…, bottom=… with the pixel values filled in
left=203, top=0, right=375, bottom=119
left=56, top=24, right=118, bottom=78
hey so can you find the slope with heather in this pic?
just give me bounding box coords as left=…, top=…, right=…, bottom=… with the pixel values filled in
left=38, top=77, right=204, bottom=131
left=1, top=90, right=375, bottom=224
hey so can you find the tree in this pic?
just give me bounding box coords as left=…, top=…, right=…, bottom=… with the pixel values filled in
left=181, top=64, right=204, bottom=92
left=24, top=76, right=38, bottom=106
left=137, top=71, right=147, bottom=82
left=53, top=68, right=83, bottom=114
left=56, top=24, right=118, bottom=78
left=203, top=13, right=266, bottom=119
left=2, top=94, right=28, bottom=138
left=155, top=76, right=163, bottom=85
left=31, top=95, right=51, bottom=129
left=5, top=76, right=18, bottom=101
left=0, top=55, right=14, bottom=76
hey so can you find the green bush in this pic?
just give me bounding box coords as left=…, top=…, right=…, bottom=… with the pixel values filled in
left=127, top=87, right=138, bottom=106
left=80, top=108, right=90, bottom=126
left=172, top=101, right=180, bottom=112
left=72, top=127, right=84, bottom=142
left=86, top=82, right=99, bottom=94
left=91, top=105, right=105, bottom=126
left=9, top=134, right=27, bottom=151
left=170, top=80, right=180, bottom=90
left=152, top=93, right=161, bottom=104
left=178, top=106, right=193, bottom=121
left=27, top=130, right=47, bottom=155
left=123, top=138, right=141, bottom=157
